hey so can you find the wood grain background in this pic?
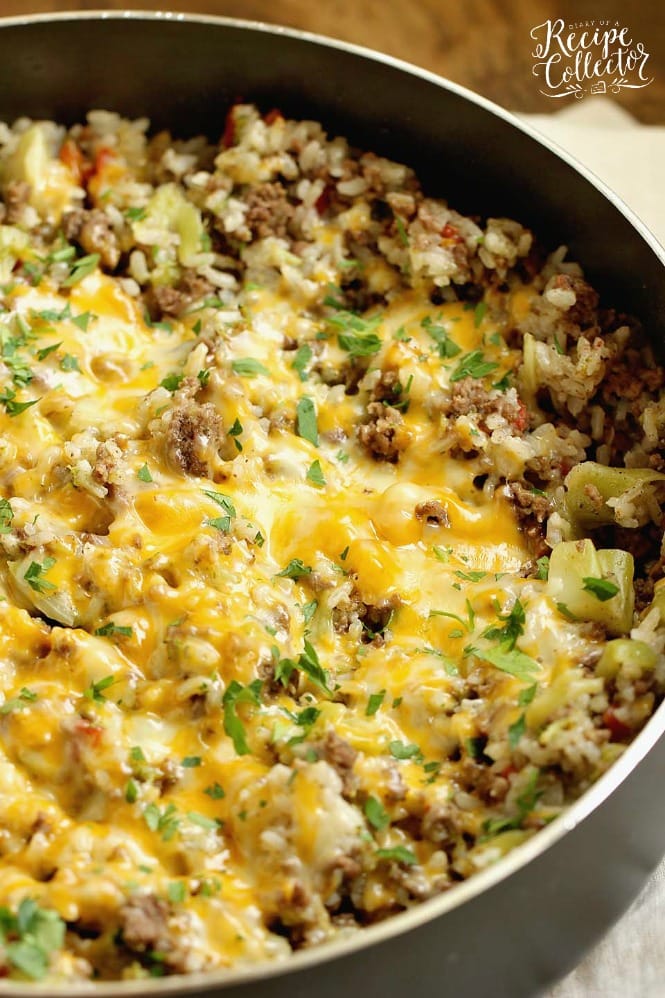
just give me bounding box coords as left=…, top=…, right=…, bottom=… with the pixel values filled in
left=0, top=0, right=663, bottom=122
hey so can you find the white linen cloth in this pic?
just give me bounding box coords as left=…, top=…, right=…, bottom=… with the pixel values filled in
left=518, top=97, right=665, bottom=998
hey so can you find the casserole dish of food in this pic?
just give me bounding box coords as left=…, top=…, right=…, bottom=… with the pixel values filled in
left=0, top=11, right=663, bottom=997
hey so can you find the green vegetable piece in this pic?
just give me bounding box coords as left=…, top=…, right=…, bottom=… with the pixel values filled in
left=564, top=462, right=665, bottom=532
left=595, top=638, right=657, bottom=679
left=137, top=463, right=153, bottom=483
left=547, top=538, right=634, bottom=636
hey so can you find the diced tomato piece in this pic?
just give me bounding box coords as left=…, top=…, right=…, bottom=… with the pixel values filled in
left=603, top=707, right=632, bottom=742
left=221, top=108, right=236, bottom=149
left=315, top=185, right=332, bottom=216
left=441, top=222, right=462, bottom=242
left=59, top=138, right=84, bottom=183
left=93, top=146, right=115, bottom=175
left=264, top=108, right=283, bottom=125
left=75, top=720, right=103, bottom=747
left=513, top=399, right=529, bottom=433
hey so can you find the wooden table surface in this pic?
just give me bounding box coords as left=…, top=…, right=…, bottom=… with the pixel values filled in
left=0, top=0, right=663, bottom=123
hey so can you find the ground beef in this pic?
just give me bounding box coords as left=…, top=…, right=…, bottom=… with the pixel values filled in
left=415, top=500, right=450, bottom=527
left=164, top=401, right=224, bottom=477
left=508, top=481, right=552, bottom=558
left=447, top=379, right=526, bottom=431
left=119, top=895, right=171, bottom=954
left=458, top=759, right=510, bottom=805
left=245, top=182, right=293, bottom=239
left=357, top=402, right=410, bottom=462
left=317, top=731, right=358, bottom=796
left=548, top=273, right=599, bottom=329
left=509, top=481, right=552, bottom=523
left=370, top=369, right=403, bottom=406
left=601, top=350, right=665, bottom=407
left=3, top=180, right=31, bottom=225
left=149, top=270, right=215, bottom=318
left=420, top=800, right=464, bottom=849
left=332, top=587, right=397, bottom=642
left=62, top=208, right=120, bottom=269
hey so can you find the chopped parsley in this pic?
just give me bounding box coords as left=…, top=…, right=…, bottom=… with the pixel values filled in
left=364, top=795, right=390, bottom=830
left=187, top=811, right=219, bottom=831
left=518, top=683, right=538, bottom=707
left=337, top=330, right=383, bottom=357
left=508, top=713, right=526, bottom=749
left=0, top=498, right=13, bottom=534
left=0, top=898, right=66, bottom=980
left=83, top=675, right=115, bottom=703
left=125, top=206, right=147, bottom=222
left=182, top=756, right=202, bottom=768
left=204, top=782, right=225, bottom=800
left=454, top=569, right=487, bottom=583
left=296, top=396, right=318, bottom=446
left=389, top=740, right=422, bottom=761
left=582, top=576, right=620, bottom=601
left=482, top=599, right=525, bottom=650
left=273, top=640, right=332, bottom=695
left=0, top=687, right=38, bottom=715
left=144, top=802, right=180, bottom=842
left=231, top=357, right=270, bottom=377
left=160, top=372, right=184, bottom=392
left=222, top=679, right=262, bottom=756
left=201, top=490, right=236, bottom=519
left=227, top=417, right=243, bottom=452
left=24, top=557, right=56, bottom=594
left=300, top=599, right=318, bottom=625
left=275, top=558, right=312, bottom=581
left=137, top=463, right=153, bottom=483
left=470, top=644, right=539, bottom=682
left=62, top=252, right=100, bottom=287
left=306, top=459, right=325, bottom=487
left=95, top=622, right=133, bottom=639
left=36, top=342, right=61, bottom=361
left=167, top=881, right=186, bottom=904
left=291, top=343, right=312, bottom=381
left=375, top=846, right=417, bottom=866
left=449, top=350, right=499, bottom=383
left=125, top=780, right=138, bottom=804
left=536, top=556, right=550, bottom=580
left=71, top=311, right=94, bottom=332
left=0, top=388, right=40, bottom=417
left=474, top=301, right=488, bottom=327
left=421, top=316, right=461, bottom=358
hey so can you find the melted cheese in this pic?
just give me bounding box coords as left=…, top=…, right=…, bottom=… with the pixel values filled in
left=0, top=266, right=604, bottom=977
